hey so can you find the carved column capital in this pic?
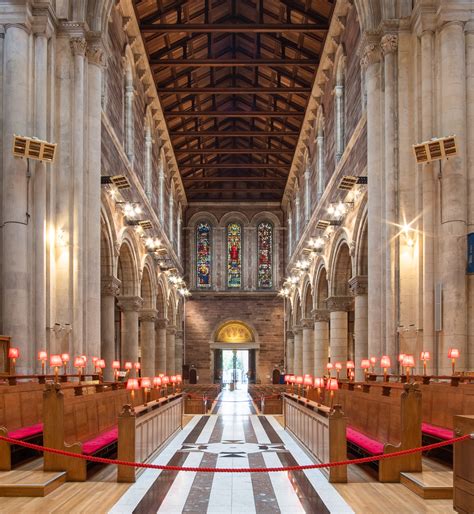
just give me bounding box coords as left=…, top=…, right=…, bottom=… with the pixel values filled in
left=327, top=296, right=353, bottom=312
left=156, top=318, right=168, bottom=329
left=349, top=275, right=368, bottom=296
left=175, top=330, right=184, bottom=339
left=101, top=276, right=121, bottom=297
left=87, top=45, right=106, bottom=66
left=167, top=325, right=177, bottom=336
left=360, top=42, right=381, bottom=69
left=286, top=330, right=295, bottom=340
left=312, top=309, right=329, bottom=322
left=301, top=318, right=314, bottom=330
left=293, top=325, right=303, bottom=335
left=117, top=295, right=143, bottom=312
left=70, top=37, right=87, bottom=56
left=381, top=33, right=398, bottom=55
left=139, top=309, right=158, bottom=323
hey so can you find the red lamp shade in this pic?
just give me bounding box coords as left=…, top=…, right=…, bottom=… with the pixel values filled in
left=96, top=359, right=106, bottom=369
left=176, top=374, right=182, bottom=383
left=303, top=375, right=313, bottom=386
left=326, top=378, right=339, bottom=391
left=162, top=376, right=170, bottom=384
left=124, top=362, right=133, bottom=370
left=134, top=362, right=141, bottom=370
left=284, top=374, right=290, bottom=383
left=8, top=348, right=19, bottom=359
left=326, top=363, right=333, bottom=370
left=50, top=354, right=63, bottom=367
left=74, top=356, right=85, bottom=368
left=141, top=377, right=152, bottom=389
left=153, top=377, right=162, bottom=387
left=81, top=355, right=87, bottom=363
left=381, top=355, right=391, bottom=368
left=296, top=375, right=304, bottom=385
left=398, top=353, right=406, bottom=363
left=448, top=348, right=460, bottom=359
left=420, top=351, right=431, bottom=361
left=171, top=375, right=177, bottom=383
left=289, top=375, right=296, bottom=383
left=126, top=378, right=140, bottom=390
left=61, top=353, right=70, bottom=363
left=370, top=356, right=377, bottom=365
left=346, top=361, right=355, bottom=369
left=335, top=362, right=342, bottom=371
left=92, top=356, right=98, bottom=364
left=314, top=377, right=324, bottom=388
left=361, top=359, right=370, bottom=369
left=38, top=351, right=47, bottom=361
left=402, top=354, right=415, bottom=367
left=112, top=360, right=121, bottom=369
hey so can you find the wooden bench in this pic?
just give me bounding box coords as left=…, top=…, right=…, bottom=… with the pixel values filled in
left=1, top=373, right=100, bottom=386
left=248, top=385, right=285, bottom=414
left=182, top=384, right=221, bottom=413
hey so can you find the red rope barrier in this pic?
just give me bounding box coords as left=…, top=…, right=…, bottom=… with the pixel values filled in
left=185, top=393, right=281, bottom=402
left=0, top=433, right=469, bottom=473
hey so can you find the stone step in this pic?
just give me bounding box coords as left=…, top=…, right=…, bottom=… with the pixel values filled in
left=400, top=470, right=453, bottom=500
left=0, top=470, right=67, bottom=497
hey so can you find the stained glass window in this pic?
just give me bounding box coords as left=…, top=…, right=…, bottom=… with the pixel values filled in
left=257, top=222, right=273, bottom=289
left=227, top=223, right=242, bottom=288
left=196, top=222, right=211, bottom=288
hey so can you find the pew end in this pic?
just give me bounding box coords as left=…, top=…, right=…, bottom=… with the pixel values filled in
left=117, top=404, right=136, bottom=483
left=0, top=427, right=11, bottom=471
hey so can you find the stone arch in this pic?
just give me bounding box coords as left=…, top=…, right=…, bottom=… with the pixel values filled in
left=156, top=273, right=168, bottom=320
left=353, top=203, right=368, bottom=276
left=314, top=266, right=329, bottom=310
left=140, top=256, right=156, bottom=310
left=210, top=318, right=259, bottom=344
left=219, top=211, right=250, bottom=228
left=167, top=289, right=178, bottom=327
left=100, top=208, right=115, bottom=279
left=330, top=239, right=353, bottom=297
left=86, top=0, right=115, bottom=33
left=302, top=278, right=314, bottom=319
left=292, top=289, right=303, bottom=326
left=116, top=229, right=141, bottom=297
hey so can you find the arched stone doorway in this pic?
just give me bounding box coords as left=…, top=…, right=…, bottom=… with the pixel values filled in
left=210, top=321, right=259, bottom=385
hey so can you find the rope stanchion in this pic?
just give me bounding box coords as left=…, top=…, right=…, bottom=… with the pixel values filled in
left=0, top=433, right=470, bottom=474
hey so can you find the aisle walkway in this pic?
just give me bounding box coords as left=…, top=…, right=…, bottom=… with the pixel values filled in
left=110, top=388, right=352, bottom=514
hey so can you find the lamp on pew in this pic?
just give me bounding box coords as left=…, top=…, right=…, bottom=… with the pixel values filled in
left=295, top=375, right=304, bottom=397
left=50, top=354, right=63, bottom=383
left=289, top=375, right=296, bottom=394
left=162, top=375, right=170, bottom=395
left=92, top=357, right=98, bottom=373
left=74, top=356, right=85, bottom=379
left=112, top=361, right=121, bottom=381
left=126, top=378, right=140, bottom=403
left=8, top=347, right=19, bottom=375
left=334, top=363, right=342, bottom=380
left=402, top=354, right=415, bottom=380
left=314, top=377, right=324, bottom=404
left=420, top=351, right=430, bottom=376
left=141, top=377, right=151, bottom=405
left=38, top=351, right=47, bottom=374
left=96, top=359, right=106, bottom=379
left=326, top=378, right=339, bottom=409
left=176, top=374, right=182, bottom=392
left=369, top=356, right=377, bottom=374
left=326, top=362, right=333, bottom=378
left=381, top=355, right=391, bottom=382
left=134, top=362, right=141, bottom=378
left=61, top=353, right=70, bottom=375
left=153, top=376, right=162, bottom=397
left=448, top=348, right=460, bottom=375
left=346, top=361, right=355, bottom=381
left=303, top=375, right=313, bottom=398
left=170, top=375, right=177, bottom=394
left=361, top=359, right=370, bottom=380
left=284, top=374, right=291, bottom=392
left=124, top=361, right=132, bottom=378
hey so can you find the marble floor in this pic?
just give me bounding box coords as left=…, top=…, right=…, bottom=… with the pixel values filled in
left=109, top=387, right=353, bottom=514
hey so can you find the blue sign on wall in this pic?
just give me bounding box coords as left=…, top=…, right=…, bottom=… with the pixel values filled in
left=468, top=233, right=474, bottom=274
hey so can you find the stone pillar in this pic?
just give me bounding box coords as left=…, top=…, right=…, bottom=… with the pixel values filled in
left=295, top=196, right=301, bottom=241
left=381, top=33, right=398, bottom=362
left=293, top=326, right=303, bottom=375
left=70, top=37, right=87, bottom=357
left=33, top=28, right=50, bottom=367
left=439, top=20, right=467, bottom=373
left=117, top=296, right=143, bottom=371
left=85, top=43, right=105, bottom=360
left=361, top=39, right=384, bottom=360
left=175, top=330, right=183, bottom=375
left=304, top=169, right=311, bottom=222
left=286, top=331, right=294, bottom=374
left=166, top=325, right=176, bottom=374
left=327, top=297, right=352, bottom=365
left=101, top=276, right=120, bottom=381
left=301, top=318, right=314, bottom=375
left=287, top=212, right=292, bottom=257
left=2, top=24, right=31, bottom=372
left=349, top=276, right=368, bottom=381
left=140, top=309, right=157, bottom=377
left=313, top=310, right=329, bottom=377
left=155, top=318, right=167, bottom=373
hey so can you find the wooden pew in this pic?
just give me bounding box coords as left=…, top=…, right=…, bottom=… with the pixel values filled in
left=117, top=394, right=183, bottom=482
left=42, top=384, right=144, bottom=481
left=1, top=373, right=100, bottom=386
left=453, top=415, right=474, bottom=513
left=248, top=384, right=285, bottom=414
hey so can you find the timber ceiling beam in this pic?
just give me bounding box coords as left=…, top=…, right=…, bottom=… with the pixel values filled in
left=174, top=149, right=294, bottom=154
left=140, top=23, right=329, bottom=33
left=158, top=87, right=311, bottom=94
left=169, top=131, right=300, bottom=136
left=150, top=58, right=318, bottom=67
left=178, top=164, right=290, bottom=169
left=164, top=111, right=305, bottom=117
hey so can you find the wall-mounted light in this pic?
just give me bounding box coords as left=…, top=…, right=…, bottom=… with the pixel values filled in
left=118, top=202, right=142, bottom=219
left=327, top=201, right=352, bottom=219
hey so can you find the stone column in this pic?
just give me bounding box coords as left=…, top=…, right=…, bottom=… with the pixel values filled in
left=139, top=309, right=157, bottom=377
left=361, top=39, right=384, bottom=360
left=70, top=37, right=87, bottom=357
left=155, top=318, right=167, bottom=373
left=101, top=276, right=120, bottom=381
left=381, top=33, right=398, bottom=361
left=85, top=42, right=105, bottom=360
left=287, top=212, right=292, bottom=257
left=293, top=326, right=303, bottom=375
left=439, top=20, right=467, bottom=373
left=166, top=325, right=176, bottom=374
left=175, top=330, right=183, bottom=375
left=313, top=310, right=329, bottom=377
left=117, top=296, right=143, bottom=372
left=304, top=169, right=311, bottom=222
left=2, top=24, right=31, bottom=372
left=349, top=276, right=368, bottom=381
left=295, top=196, right=301, bottom=241
left=286, top=331, right=294, bottom=374
left=301, top=318, right=314, bottom=375
left=327, top=296, right=352, bottom=365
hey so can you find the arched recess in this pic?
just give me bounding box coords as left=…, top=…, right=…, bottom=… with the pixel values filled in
left=353, top=204, right=369, bottom=277
left=117, top=239, right=139, bottom=297
left=156, top=273, right=168, bottom=321
left=188, top=212, right=218, bottom=291
left=293, top=290, right=302, bottom=327
left=315, top=267, right=329, bottom=310
left=140, top=257, right=156, bottom=310
left=331, top=242, right=353, bottom=297
left=167, top=289, right=177, bottom=328
left=302, top=277, right=313, bottom=319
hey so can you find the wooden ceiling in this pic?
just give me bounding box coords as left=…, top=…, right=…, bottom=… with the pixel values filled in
left=133, top=0, right=335, bottom=202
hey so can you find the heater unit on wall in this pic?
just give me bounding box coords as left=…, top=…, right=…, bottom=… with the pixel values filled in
left=12, top=135, right=57, bottom=163
left=412, top=136, right=458, bottom=164
left=101, top=175, right=131, bottom=189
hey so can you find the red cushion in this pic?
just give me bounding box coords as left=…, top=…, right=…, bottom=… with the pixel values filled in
left=82, top=427, right=118, bottom=455
left=8, top=423, right=43, bottom=440
left=422, top=422, right=454, bottom=441
left=346, top=426, right=384, bottom=455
